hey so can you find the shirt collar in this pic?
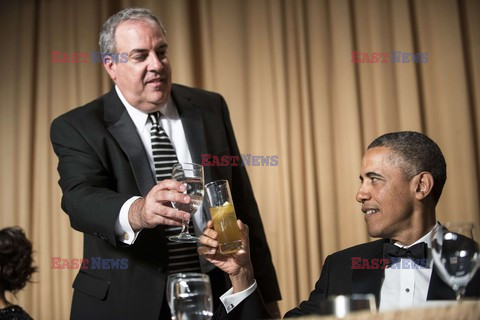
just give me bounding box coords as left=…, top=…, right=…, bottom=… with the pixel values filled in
left=114, top=85, right=177, bottom=130
left=393, top=221, right=440, bottom=249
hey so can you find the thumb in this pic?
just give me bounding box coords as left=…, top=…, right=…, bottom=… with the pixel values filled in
left=237, top=220, right=249, bottom=250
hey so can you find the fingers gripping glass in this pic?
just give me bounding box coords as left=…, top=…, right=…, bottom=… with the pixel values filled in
left=168, top=163, right=204, bottom=243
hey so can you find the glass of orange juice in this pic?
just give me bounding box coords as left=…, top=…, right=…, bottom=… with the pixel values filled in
left=204, top=180, right=242, bottom=254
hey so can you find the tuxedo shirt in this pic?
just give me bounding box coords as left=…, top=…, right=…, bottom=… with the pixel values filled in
left=379, top=223, right=438, bottom=311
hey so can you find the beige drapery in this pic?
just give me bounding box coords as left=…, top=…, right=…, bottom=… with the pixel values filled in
left=0, top=0, right=479, bottom=318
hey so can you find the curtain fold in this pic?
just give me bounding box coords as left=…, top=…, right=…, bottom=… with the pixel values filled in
left=0, top=0, right=478, bottom=318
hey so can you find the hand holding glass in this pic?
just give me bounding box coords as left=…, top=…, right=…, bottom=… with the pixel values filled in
left=205, top=180, right=242, bottom=254
left=431, top=222, right=480, bottom=300
left=169, top=163, right=204, bottom=243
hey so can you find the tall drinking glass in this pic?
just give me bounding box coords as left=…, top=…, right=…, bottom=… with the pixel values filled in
left=166, top=273, right=185, bottom=320
left=167, top=273, right=207, bottom=320
left=431, top=222, right=480, bottom=300
left=205, top=180, right=242, bottom=254
left=170, top=273, right=213, bottom=320
left=169, top=163, right=204, bottom=243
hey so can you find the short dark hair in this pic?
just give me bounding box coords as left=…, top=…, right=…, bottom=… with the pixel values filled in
left=368, top=131, right=447, bottom=203
left=0, top=227, right=37, bottom=293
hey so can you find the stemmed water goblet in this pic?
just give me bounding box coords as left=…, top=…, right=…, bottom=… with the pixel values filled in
left=168, top=162, right=204, bottom=243
left=431, top=222, right=480, bottom=300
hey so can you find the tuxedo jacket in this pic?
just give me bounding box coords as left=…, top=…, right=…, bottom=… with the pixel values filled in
left=284, top=239, right=480, bottom=317
left=50, top=85, right=280, bottom=319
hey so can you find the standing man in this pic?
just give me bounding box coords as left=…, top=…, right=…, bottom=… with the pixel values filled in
left=199, top=131, right=480, bottom=317
left=50, top=8, right=280, bottom=319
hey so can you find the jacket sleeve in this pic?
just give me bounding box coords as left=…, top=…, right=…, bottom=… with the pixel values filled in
left=284, top=255, right=332, bottom=317
left=50, top=115, right=132, bottom=247
left=213, top=288, right=272, bottom=320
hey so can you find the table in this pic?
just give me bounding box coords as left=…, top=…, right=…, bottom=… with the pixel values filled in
left=289, top=300, right=480, bottom=320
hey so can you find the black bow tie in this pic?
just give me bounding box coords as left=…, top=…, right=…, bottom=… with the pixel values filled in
left=383, top=242, right=428, bottom=266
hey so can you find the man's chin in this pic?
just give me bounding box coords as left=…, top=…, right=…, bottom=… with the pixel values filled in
left=148, top=91, right=170, bottom=104
left=366, top=226, right=383, bottom=239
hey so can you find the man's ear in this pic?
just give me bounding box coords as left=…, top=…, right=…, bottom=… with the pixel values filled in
left=414, top=172, right=434, bottom=200
left=103, top=58, right=117, bottom=82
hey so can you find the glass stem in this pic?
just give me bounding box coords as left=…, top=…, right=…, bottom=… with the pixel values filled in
left=456, top=287, right=466, bottom=301
left=180, top=219, right=189, bottom=234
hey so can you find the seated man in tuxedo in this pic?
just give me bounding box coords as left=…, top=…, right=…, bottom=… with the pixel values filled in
left=199, top=131, right=480, bottom=318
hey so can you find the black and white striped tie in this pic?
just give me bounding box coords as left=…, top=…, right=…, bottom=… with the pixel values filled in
left=148, top=112, right=201, bottom=274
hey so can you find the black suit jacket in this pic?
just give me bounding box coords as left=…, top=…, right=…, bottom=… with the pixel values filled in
left=50, top=85, right=280, bottom=319
left=284, top=239, right=480, bottom=317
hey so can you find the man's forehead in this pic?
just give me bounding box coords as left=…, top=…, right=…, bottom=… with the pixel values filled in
left=361, top=147, right=397, bottom=169
left=116, top=19, right=163, bottom=33
left=114, top=20, right=165, bottom=47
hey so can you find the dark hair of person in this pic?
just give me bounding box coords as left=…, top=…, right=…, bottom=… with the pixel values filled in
left=0, top=227, right=37, bottom=294
left=368, top=131, right=447, bottom=204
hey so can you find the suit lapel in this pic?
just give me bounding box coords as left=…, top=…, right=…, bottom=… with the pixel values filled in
left=351, top=240, right=387, bottom=308
left=104, top=89, right=156, bottom=196
left=171, top=86, right=212, bottom=183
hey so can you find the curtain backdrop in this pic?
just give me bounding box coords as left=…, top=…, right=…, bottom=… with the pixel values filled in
left=0, top=0, right=478, bottom=318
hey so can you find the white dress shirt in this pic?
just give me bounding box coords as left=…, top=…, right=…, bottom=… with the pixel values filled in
left=220, top=280, right=258, bottom=313
left=379, top=222, right=440, bottom=311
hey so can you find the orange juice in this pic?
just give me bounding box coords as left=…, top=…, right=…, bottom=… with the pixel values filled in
left=209, top=202, right=242, bottom=254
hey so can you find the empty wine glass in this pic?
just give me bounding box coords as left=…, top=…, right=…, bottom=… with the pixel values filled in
left=169, top=163, right=204, bottom=243
left=431, top=222, right=480, bottom=300
left=170, top=273, right=213, bottom=320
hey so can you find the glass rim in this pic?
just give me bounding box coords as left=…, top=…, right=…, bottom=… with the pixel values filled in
left=205, top=179, right=229, bottom=189
left=168, top=272, right=209, bottom=278
left=172, top=162, right=203, bottom=169
left=328, top=293, right=375, bottom=300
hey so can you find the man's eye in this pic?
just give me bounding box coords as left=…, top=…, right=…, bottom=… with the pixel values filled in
left=157, top=50, right=167, bottom=58
left=134, top=55, right=147, bottom=61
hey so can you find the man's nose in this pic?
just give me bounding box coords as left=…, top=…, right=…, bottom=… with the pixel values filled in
left=355, top=184, right=370, bottom=203
left=148, top=53, right=162, bottom=71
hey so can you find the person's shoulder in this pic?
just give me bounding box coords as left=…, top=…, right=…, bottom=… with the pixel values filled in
left=171, top=83, right=223, bottom=101
left=330, top=239, right=386, bottom=258
left=0, top=305, right=33, bottom=320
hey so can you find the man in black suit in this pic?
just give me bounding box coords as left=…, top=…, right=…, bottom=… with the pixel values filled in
left=199, top=131, right=479, bottom=317
left=50, top=8, right=280, bottom=320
